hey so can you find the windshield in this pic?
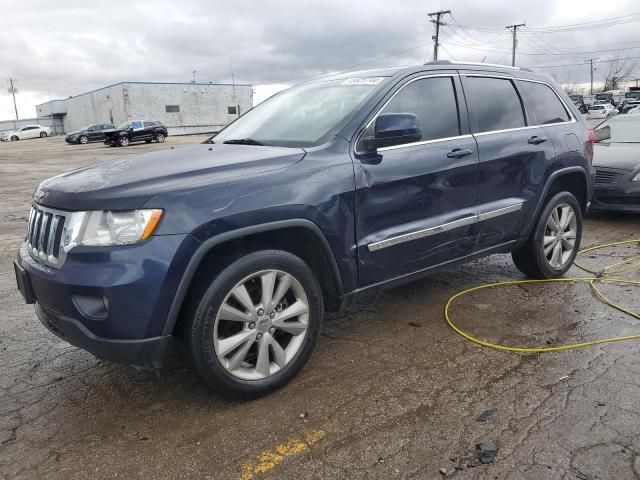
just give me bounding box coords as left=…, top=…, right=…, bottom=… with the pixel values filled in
left=595, top=94, right=609, bottom=100
left=117, top=122, right=131, bottom=130
left=209, top=78, right=386, bottom=148
left=596, top=116, right=640, bottom=143
left=625, top=92, right=640, bottom=99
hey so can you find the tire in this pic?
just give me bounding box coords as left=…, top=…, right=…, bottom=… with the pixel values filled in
left=10, top=135, right=18, bottom=141
left=79, top=135, right=88, bottom=144
left=155, top=133, right=165, bottom=143
left=179, top=250, right=323, bottom=400
left=512, top=192, right=582, bottom=279
left=40, top=132, right=47, bottom=138
left=118, top=136, right=130, bottom=147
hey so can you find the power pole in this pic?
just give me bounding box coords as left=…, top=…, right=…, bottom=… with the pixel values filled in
left=585, top=58, right=598, bottom=95
left=192, top=70, right=197, bottom=83
left=428, top=10, right=450, bottom=61
left=8, top=78, right=18, bottom=120
left=505, top=23, right=525, bottom=66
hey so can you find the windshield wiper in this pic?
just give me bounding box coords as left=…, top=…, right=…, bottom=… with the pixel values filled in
left=222, top=138, right=269, bottom=146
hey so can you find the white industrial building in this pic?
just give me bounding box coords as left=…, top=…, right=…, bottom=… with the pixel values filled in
left=33, top=81, right=253, bottom=136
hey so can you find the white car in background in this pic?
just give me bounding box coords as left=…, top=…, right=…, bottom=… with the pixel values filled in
left=1, top=125, right=52, bottom=141
left=587, top=103, right=618, bottom=119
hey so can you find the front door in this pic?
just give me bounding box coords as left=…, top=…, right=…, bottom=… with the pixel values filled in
left=354, top=74, right=479, bottom=286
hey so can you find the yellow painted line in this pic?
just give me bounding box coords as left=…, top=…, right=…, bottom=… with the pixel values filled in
left=240, top=429, right=326, bottom=480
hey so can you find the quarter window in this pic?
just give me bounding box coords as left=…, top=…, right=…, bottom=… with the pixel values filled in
left=362, top=77, right=460, bottom=146
left=466, top=77, right=525, bottom=133
left=517, top=81, right=571, bottom=125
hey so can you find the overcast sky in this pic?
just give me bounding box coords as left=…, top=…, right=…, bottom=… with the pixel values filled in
left=2, top=0, right=639, bottom=119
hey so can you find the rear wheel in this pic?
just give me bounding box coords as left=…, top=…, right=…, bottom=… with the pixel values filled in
left=155, top=133, right=165, bottom=143
left=40, top=131, right=47, bottom=138
left=179, top=250, right=323, bottom=400
left=118, top=136, right=130, bottom=147
left=512, top=192, right=582, bottom=278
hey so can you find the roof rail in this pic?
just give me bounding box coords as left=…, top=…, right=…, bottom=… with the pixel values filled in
left=424, top=60, right=531, bottom=72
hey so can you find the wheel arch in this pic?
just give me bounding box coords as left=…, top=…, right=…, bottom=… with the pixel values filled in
left=163, top=219, right=344, bottom=336
left=524, top=166, right=589, bottom=238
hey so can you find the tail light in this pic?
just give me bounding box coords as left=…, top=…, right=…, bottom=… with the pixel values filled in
left=588, top=129, right=597, bottom=144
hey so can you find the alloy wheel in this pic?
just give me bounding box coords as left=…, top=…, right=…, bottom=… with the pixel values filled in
left=543, top=203, right=577, bottom=268
left=213, top=269, right=309, bottom=380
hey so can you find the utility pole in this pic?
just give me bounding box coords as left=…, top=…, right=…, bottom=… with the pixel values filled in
left=585, top=58, right=598, bottom=95
left=428, top=10, right=450, bottom=61
left=505, top=23, right=525, bottom=66
left=8, top=78, right=18, bottom=120
left=192, top=70, right=197, bottom=83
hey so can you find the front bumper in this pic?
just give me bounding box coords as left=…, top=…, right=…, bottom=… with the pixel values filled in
left=16, top=234, right=200, bottom=367
left=591, top=171, right=640, bottom=213
left=65, top=136, right=78, bottom=144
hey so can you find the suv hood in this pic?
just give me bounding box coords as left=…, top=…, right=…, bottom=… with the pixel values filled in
left=34, top=143, right=306, bottom=210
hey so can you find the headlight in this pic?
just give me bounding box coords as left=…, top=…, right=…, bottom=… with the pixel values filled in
left=632, top=172, right=640, bottom=182
left=62, top=209, right=163, bottom=250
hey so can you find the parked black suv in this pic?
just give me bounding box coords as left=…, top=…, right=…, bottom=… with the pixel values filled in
left=104, top=120, right=168, bottom=146
left=65, top=123, right=115, bottom=144
left=15, top=61, right=594, bottom=399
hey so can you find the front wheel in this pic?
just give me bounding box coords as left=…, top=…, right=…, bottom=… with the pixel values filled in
left=79, top=135, right=88, bottom=144
left=179, top=250, right=323, bottom=400
left=512, top=192, right=582, bottom=278
left=10, top=135, right=18, bottom=141
left=118, top=136, right=130, bottom=147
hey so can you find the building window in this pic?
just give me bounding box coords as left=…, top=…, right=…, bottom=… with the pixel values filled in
left=228, top=106, right=237, bottom=115
left=165, top=105, right=180, bottom=113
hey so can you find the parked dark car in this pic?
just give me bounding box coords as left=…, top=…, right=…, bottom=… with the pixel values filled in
left=65, top=123, right=115, bottom=144
left=590, top=115, right=640, bottom=212
left=14, top=61, right=594, bottom=399
left=620, top=100, right=640, bottom=114
left=103, top=120, right=168, bottom=147
left=569, top=94, right=588, bottom=114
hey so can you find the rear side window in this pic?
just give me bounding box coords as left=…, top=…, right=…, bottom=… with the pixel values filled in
left=518, top=81, right=571, bottom=125
left=465, top=77, right=525, bottom=133
left=363, top=76, right=460, bottom=144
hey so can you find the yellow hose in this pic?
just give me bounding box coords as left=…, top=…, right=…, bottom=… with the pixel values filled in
left=444, top=239, right=640, bottom=353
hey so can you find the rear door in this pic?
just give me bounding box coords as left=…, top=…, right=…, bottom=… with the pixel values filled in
left=354, top=73, right=480, bottom=286
left=460, top=73, right=556, bottom=251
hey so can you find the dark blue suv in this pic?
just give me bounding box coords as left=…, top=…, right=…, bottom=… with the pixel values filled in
left=14, top=61, right=594, bottom=399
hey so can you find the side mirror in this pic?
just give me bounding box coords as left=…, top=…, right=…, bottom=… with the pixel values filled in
left=362, top=113, right=422, bottom=152
left=594, top=126, right=611, bottom=142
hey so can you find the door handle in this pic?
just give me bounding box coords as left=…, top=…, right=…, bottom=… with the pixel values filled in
left=528, top=136, right=547, bottom=145
left=447, top=148, right=473, bottom=159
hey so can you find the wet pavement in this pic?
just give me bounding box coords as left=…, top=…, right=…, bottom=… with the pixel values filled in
left=1, top=135, right=639, bottom=479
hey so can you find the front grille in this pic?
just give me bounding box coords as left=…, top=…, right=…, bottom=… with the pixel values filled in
left=26, top=205, right=68, bottom=268
left=595, top=169, right=620, bottom=185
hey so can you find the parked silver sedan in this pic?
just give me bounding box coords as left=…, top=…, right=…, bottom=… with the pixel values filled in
left=591, top=115, right=640, bottom=213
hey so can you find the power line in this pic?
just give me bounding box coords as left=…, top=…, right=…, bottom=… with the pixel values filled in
left=534, top=55, right=640, bottom=69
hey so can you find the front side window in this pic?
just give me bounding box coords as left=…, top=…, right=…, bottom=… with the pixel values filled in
left=466, top=77, right=526, bottom=133
left=360, top=77, right=460, bottom=147
left=518, top=81, right=571, bottom=125
left=131, top=121, right=143, bottom=130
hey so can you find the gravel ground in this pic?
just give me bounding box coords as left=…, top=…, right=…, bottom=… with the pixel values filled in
left=1, top=134, right=639, bottom=480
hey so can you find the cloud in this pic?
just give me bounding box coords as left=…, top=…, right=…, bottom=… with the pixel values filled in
left=1, top=0, right=638, bottom=118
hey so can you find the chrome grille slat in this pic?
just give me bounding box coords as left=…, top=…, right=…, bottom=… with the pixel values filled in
left=25, top=204, right=69, bottom=269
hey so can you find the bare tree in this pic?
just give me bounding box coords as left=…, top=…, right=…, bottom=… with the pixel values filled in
left=603, top=56, right=637, bottom=91
left=563, top=83, right=581, bottom=95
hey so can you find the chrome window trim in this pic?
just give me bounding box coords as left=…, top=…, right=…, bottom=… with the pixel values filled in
left=367, top=202, right=523, bottom=252
left=355, top=73, right=461, bottom=154
left=377, top=134, right=473, bottom=152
